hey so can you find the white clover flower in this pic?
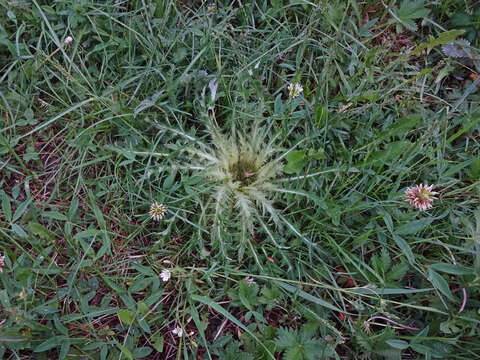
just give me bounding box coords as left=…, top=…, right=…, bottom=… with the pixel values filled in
left=149, top=202, right=167, bottom=221
left=63, top=36, right=74, bottom=46
left=160, top=269, right=171, bottom=282
left=287, top=82, right=303, bottom=98
left=172, top=325, right=183, bottom=337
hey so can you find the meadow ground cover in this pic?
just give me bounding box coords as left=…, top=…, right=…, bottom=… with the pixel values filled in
left=1, top=0, right=480, bottom=359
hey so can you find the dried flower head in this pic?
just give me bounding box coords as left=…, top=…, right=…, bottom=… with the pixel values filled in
left=405, top=184, right=438, bottom=211
left=18, top=289, right=28, bottom=301
left=287, top=82, right=303, bottom=98
left=160, top=269, right=171, bottom=282
left=150, top=202, right=167, bottom=221
left=172, top=325, right=183, bottom=337
left=0, top=254, right=4, bottom=273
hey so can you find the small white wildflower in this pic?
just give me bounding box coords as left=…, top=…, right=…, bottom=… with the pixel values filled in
left=63, top=36, right=74, bottom=46
left=149, top=202, right=167, bottom=221
left=287, top=82, right=303, bottom=98
left=172, top=325, right=183, bottom=337
left=244, top=277, right=256, bottom=286
left=0, top=254, right=5, bottom=273
left=160, top=269, right=171, bottom=282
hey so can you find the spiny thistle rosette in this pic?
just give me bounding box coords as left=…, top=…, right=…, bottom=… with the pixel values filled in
left=405, top=184, right=438, bottom=211
left=185, top=122, right=290, bottom=261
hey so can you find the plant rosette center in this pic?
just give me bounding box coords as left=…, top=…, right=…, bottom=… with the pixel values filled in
left=229, top=156, right=259, bottom=186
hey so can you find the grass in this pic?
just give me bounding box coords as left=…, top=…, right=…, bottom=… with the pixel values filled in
left=1, top=0, right=480, bottom=359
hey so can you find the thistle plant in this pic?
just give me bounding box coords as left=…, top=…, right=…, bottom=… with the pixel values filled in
left=188, top=122, right=284, bottom=258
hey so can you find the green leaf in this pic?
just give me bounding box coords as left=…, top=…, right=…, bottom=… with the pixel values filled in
left=467, top=158, right=480, bottom=181
left=274, top=327, right=298, bottom=349
left=151, top=334, right=164, bottom=353
left=412, top=30, right=465, bottom=55
left=274, top=328, right=333, bottom=360
left=59, top=341, right=70, bottom=360
left=189, top=300, right=212, bottom=359
left=276, top=281, right=345, bottom=313
left=132, top=347, right=152, bottom=358
left=133, top=263, right=156, bottom=277
left=274, top=94, right=284, bottom=115
left=303, top=339, right=334, bottom=360
left=34, top=336, right=62, bottom=352
left=441, top=158, right=477, bottom=179
left=54, top=315, right=69, bottom=336
left=284, top=150, right=307, bottom=174
left=283, top=345, right=303, bottom=360
left=137, top=301, right=149, bottom=315
left=118, top=309, right=136, bottom=325
left=255, top=340, right=276, bottom=360
left=386, top=339, right=410, bottom=350
left=429, top=263, right=473, bottom=275
left=309, top=149, right=326, bottom=160
left=74, top=229, right=103, bottom=240
left=451, top=12, right=472, bottom=27
left=98, top=273, right=125, bottom=293
left=410, top=343, right=444, bottom=357
left=392, top=235, right=415, bottom=265
left=395, top=217, right=433, bottom=235
left=313, top=105, right=328, bottom=127
left=238, top=281, right=260, bottom=311
left=114, top=340, right=133, bottom=360
left=30, top=222, right=55, bottom=241
left=43, top=211, right=68, bottom=221
left=370, top=141, right=411, bottom=163
left=101, top=345, right=108, bottom=360
left=440, top=320, right=461, bottom=334
left=398, top=0, right=430, bottom=20
left=190, top=295, right=275, bottom=359
left=173, top=47, right=187, bottom=63
left=12, top=198, right=32, bottom=222
left=12, top=223, right=28, bottom=238
left=383, top=213, right=394, bottom=234
left=129, top=277, right=152, bottom=293
left=387, top=262, right=409, bottom=281
left=1, top=191, right=12, bottom=222
left=239, top=290, right=252, bottom=311
left=427, top=268, right=455, bottom=301
left=381, top=115, right=421, bottom=139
